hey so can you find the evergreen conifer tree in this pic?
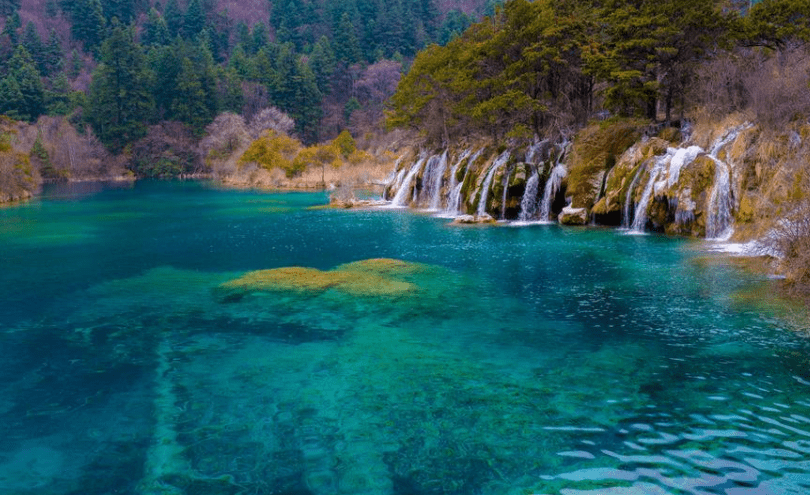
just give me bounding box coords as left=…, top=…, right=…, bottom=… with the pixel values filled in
left=87, top=24, right=154, bottom=151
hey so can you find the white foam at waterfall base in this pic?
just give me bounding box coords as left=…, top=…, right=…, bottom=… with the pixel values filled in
left=476, top=151, right=510, bottom=218
left=387, top=158, right=424, bottom=208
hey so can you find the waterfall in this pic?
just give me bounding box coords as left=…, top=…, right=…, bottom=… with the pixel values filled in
left=539, top=143, right=568, bottom=222
left=621, top=166, right=645, bottom=229
left=476, top=151, right=510, bottom=217
left=389, top=158, right=424, bottom=207
left=500, top=164, right=512, bottom=220
left=704, top=132, right=737, bottom=239
left=429, top=151, right=449, bottom=210
left=630, top=153, right=672, bottom=232
left=444, top=149, right=474, bottom=216
left=518, top=168, right=540, bottom=221
left=525, top=139, right=548, bottom=164
left=418, top=153, right=446, bottom=209
left=704, top=124, right=750, bottom=240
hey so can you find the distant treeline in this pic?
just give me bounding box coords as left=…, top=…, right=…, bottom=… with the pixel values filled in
left=0, top=0, right=502, bottom=150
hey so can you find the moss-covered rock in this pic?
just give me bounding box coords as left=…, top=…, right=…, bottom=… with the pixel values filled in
left=566, top=120, right=644, bottom=209
left=667, top=155, right=715, bottom=236
left=558, top=206, right=588, bottom=225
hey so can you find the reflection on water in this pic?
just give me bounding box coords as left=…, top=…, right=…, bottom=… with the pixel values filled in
left=0, top=181, right=808, bottom=495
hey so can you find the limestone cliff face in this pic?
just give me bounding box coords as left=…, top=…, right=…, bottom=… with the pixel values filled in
left=383, top=118, right=806, bottom=242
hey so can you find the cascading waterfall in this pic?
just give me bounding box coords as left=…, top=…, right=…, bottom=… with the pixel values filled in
left=517, top=169, right=540, bottom=221
left=418, top=153, right=445, bottom=209
left=500, top=164, right=512, bottom=220
left=539, top=143, right=568, bottom=222
left=390, top=157, right=424, bottom=207
left=446, top=149, right=482, bottom=216
left=622, top=166, right=645, bottom=229
left=630, top=153, right=672, bottom=232
left=444, top=149, right=473, bottom=215
left=476, top=151, right=510, bottom=217
left=428, top=151, right=449, bottom=210
left=704, top=125, right=750, bottom=239
left=705, top=157, right=733, bottom=239
left=525, top=139, right=548, bottom=164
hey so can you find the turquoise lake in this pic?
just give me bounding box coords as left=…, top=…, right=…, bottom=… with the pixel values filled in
left=1, top=180, right=809, bottom=495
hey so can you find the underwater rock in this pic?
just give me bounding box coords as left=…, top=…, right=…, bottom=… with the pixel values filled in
left=216, top=258, right=421, bottom=301
left=328, top=197, right=388, bottom=209
left=451, top=213, right=496, bottom=225
left=558, top=206, right=588, bottom=225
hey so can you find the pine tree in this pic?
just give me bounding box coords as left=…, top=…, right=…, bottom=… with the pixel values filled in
left=21, top=22, right=44, bottom=74
left=3, top=12, right=20, bottom=45
left=184, top=0, right=206, bottom=38
left=216, top=66, right=244, bottom=114
left=228, top=44, right=253, bottom=78
left=334, top=12, right=362, bottom=63
left=235, top=22, right=252, bottom=53
left=171, top=57, right=210, bottom=129
left=309, top=36, right=335, bottom=95
left=70, top=0, right=106, bottom=52
left=68, top=49, right=83, bottom=78
left=43, top=30, right=64, bottom=76
left=150, top=44, right=180, bottom=119
left=3, top=46, right=45, bottom=121
left=252, top=22, right=269, bottom=53
left=45, top=72, right=73, bottom=115
left=142, top=8, right=170, bottom=46
left=163, top=0, right=183, bottom=37
left=87, top=24, right=154, bottom=151
left=0, top=75, right=25, bottom=119
left=291, top=61, right=322, bottom=142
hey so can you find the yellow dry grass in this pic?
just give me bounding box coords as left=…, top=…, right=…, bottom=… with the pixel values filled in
left=219, top=258, right=422, bottom=298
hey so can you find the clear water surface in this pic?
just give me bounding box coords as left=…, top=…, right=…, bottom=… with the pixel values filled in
left=0, top=180, right=808, bottom=495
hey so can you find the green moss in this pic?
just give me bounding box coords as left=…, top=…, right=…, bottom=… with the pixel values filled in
left=657, top=126, right=681, bottom=143
left=567, top=120, right=643, bottom=208
left=459, top=168, right=478, bottom=214
left=679, top=156, right=715, bottom=202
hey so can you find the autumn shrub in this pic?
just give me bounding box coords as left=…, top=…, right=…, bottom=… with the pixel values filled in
left=239, top=130, right=302, bottom=178
left=293, top=143, right=341, bottom=185
left=333, top=130, right=356, bottom=157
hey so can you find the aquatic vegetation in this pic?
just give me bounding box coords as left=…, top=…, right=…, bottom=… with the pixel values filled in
left=217, top=258, right=425, bottom=300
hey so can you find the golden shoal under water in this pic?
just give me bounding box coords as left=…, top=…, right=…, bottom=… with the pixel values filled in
left=219, top=258, right=425, bottom=298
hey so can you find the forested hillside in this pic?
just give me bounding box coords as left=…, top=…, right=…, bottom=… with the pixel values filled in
left=387, top=0, right=809, bottom=144
left=0, top=0, right=502, bottom=158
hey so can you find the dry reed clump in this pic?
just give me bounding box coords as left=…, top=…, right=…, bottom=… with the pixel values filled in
left=217, top=258, right=424, bottom=300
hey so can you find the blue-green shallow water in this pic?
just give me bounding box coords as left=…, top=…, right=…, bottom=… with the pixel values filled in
left=1, top=180, right=809, bottom=495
